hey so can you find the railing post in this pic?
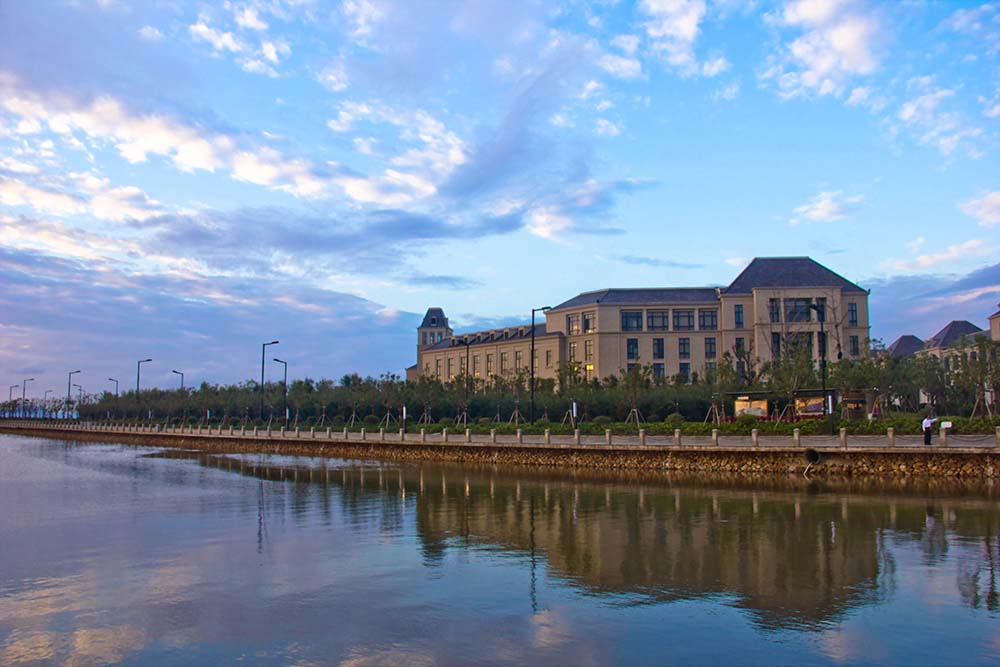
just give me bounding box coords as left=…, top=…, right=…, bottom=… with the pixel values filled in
left=751, top=428, right=759, bottom=449
left=327, top=427, right=332, bottom=439
left=712, top=428, right=719, bottom=447
left=490, top=429, right=496, bottom=444
left=544, top=429, right=551, bottom=445
left=840, top=427, right=848, bottom=449
left=793, top=428, right=801, bottom=448
left=361, top=428, right=366, bottom=441
left=311, top=427, right=316, bottom=438
left=280, top=426, right=285, bottom=437
left=442, top=428, right=448, bottom=443
left=574, top=429, right=581, bottom=445
left=465, top=428, right=471, bottom=443
left=253, top=426, right=258, bottom=437
left=378, top=427, right=384, bottom=441
left=995, top=427, right=1000, bottom=447
left=886, top=427, right=895, bottom=448
left=674, top=429, right=682, bottom=447
left=420, top=428, right=426, bottom=443
left=342, top=428, right=348, bottom=439
left=399, top=428, right=405, bottom=442
left=939, top=425, right=947, bottom=447
left=638, top=429, right=646, bottom=446
left=605, top=429, right=612, bottom=446
left=516, top=429, right=523, bottom=444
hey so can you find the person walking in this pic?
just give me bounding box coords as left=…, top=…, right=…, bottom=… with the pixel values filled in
left=922, top=416, right=938, bottom=446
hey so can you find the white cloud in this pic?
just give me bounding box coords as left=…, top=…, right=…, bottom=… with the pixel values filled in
left=725, top=256, right=748, bottom=267
left=138, top=25, right=163, bottom=41
left=595, top=118, right=621, bottom=137
left=73, top=172, right=165, bottom=222
left=353, top=137, right=376, bottom=155
left=611, top=34, right=640, bottom=55
left=596, top=100, right=614, bottom=112
left=234, top=7, right=268, bottom=31
left=598, top=53, right=643, bottom=79
left=906, top=235, right=925, bottom=254
left=895, top=82, right=982, bottom=157
left=789, top=190, right=862, bottom=224
left=0, top=157, right=40, bottom=174
left=883, top=239, right=988, bottom=271
left=343, top=0, right=384, bottom=42
left=640, top=0, right=707, bottom=72
left=549, top=112, right=574, bottom=128
left=318, top=59, right=350, bottom=92
left=527, top=206, right=572, bottom=239
left=0, top=176, right=83, bottom=216
left=701, top=56, right=729, bottom=77
left=960, top=192, right=1000, bottom=228
left=261, top=40, right=290, bottom=65
left=579, top=80, right=602, bottom=100
left=764, top=0, right=880, bottom=99
left=327, top=102, right=370, bottom=132
left=189, top=18, right=244, bottom=53
left=713, top=81, right=740, bottom=101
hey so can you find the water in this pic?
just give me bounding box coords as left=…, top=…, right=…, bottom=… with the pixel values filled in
left=1, top=434, right=998, bottom=666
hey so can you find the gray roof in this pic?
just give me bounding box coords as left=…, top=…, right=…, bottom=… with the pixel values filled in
left=424, top=323, right=559, bottom=351
left=724, top=257, right=867, bottom=295
left=419, top=307, right=449, bottom=329
left=924, top=320, right=984, bottom=349
left=552, top=288, right=719, bottom=311
left=887, top=335, right=924, bottom=357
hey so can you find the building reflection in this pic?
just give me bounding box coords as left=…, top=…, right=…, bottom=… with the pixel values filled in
left=164, top=450, right=1000, bottom=630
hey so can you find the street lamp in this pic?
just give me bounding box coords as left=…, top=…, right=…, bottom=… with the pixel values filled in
left=21, top=378, right=34, bottom=418
left=44, top=389, right=52, bottom=418
left=273, top=358, right=288, bottom=426
left=67, top=370, right=80, bottom=414
left=9, top=384, right=18, bottom=417
left=808, top=303, right=834, bottom=435
left=108, top=378, right=119, bottom=397
left=171, top=370, right=184, bottom=390
left=260, top=340, right=279, bottom=419
left=136, top=358, right=152, bottom=395
left=530, top=306, right=552, bottom=424
left=74, top=383, right=83, bottom=406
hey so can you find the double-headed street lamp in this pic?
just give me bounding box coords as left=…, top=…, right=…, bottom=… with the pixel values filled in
left=808, top=303, right=834, bottom=435
left=530, top=306, right=552, bottom=424
left=21, top=378, right=34, bottom=418
left=67, top=370, right=80, bottom=413
left=260, top=340, right=279, bottom=419
left=273, top=358, right=288, bottom=426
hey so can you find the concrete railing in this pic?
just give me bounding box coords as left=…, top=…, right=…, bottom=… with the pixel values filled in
left=2, top=419, right=1000, bottom=450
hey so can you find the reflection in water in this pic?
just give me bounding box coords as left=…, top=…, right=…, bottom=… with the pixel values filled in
left=1, top=436, right=999, bottom=666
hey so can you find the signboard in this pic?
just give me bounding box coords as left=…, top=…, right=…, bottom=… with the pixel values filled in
left=734, top=399, right=767, bottom=417
left=941, top=421, right=953, bottom=429
left=795, top=396, right=825, bottom=417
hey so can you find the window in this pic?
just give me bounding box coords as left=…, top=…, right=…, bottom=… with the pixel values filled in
left=627, top=338, right=639, bottom=360
left=500, top=352, right=508, bottom=372
left=772, top=333, right=782, bottom=357
left=736, top=361, right=746, bottom=377
left=818, top=332, right=827, bottom=358
left=437, top=332, right=443, bottom=342
left=735, top=337, right=745, bottom=355
left=435, top=359, right=441, bottom=377
left=784, top=298, right=812, bottom=323
left=850, top=335, right=860, bottom=357
left=473, top=355, right=481, bottom=377
left=705, top=361, right=716, bottom=376
left=582, top=311, right=596, bottom=333
left=653, top=363, right=665, bottom=379
left=621, top=310, right=643, bottom=331
left=459, top=355, right=466, bottom=374
left=422, top=332, right=428, bottom=345
left=647, top=310, right=669, bottom=331
left=584, top=339, right=594, bottom=361
left=486, top=354, right=494, bottom=375
left=679, top=363, right=691, bottom=383
left=430, top=316, right=437, bottom=325
left=705, top=337, right=716, bottom=359
left=515, top=350, right=523, bottom=369
left=569, top=342, right=578, bottom=362
left=627, top=363, right=639, bottom=374
left=545, top=350, right=552, bottom=368
left=679, top=337, right=690, bottom=358
left=698, top=309, right=718, bottom=330
left=673, top=309, right=695, bottom=331
left=444, top=357, right=452, bottom=378
left=848, top=302, right=858, bottom=327
left=788, top=332, right=812, bottom=355
left=734, top=304, right=744, bottom=329
left=653, top=338, right=664, bottom=360
left=944, top=357, right=951, bottom=371
left=769, top=298, right=781, bottom=323
left=567, top=314, right=581, bottom=335
left=532, top=350, right=537, bottom=371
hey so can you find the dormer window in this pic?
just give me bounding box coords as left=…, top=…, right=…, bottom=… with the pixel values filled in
left=430, top=316, right=437, bottom=325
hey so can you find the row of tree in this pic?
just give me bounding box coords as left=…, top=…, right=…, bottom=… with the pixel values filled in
left=1, top=335, right=985, bottom=426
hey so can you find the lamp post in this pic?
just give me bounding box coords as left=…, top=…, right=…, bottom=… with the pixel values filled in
left=171, top=370, right=184, bottom=391
left=273, top=358, right=288, bottom=426
left=260, top=341, right=279, bottom=419
left=136, top=359, right=152, bottom=395
left=108, top=378, right=119, bottom=397
left=67, top=370, right=80, bottom=415
left=21, top=378, right=34, bottom=418
left=530, top=306, right=552, bottom=424
left=74, top=383, right=83, bottom=406
left=808, top=303, right=833, bottom=435
left=9, top=384, right=18, bottom=417
left=44, top=390, right=52, bottom=418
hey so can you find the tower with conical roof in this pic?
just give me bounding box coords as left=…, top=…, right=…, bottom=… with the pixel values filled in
left=418, top=308, right=452, bottom=351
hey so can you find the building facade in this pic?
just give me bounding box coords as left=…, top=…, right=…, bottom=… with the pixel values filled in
left=408, top=257, right=871, bottom=385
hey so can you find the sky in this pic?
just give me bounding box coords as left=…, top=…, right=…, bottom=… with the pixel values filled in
left=1, top=0, right=999, bottom=398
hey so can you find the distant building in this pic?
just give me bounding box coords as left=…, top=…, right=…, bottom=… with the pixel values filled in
left=886, top=335, right=924, bottom=358
left=407, top=257, right=871, bottom=385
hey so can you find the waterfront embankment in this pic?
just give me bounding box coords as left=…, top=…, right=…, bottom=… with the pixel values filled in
left=3, top=420, right=1000, bottom=478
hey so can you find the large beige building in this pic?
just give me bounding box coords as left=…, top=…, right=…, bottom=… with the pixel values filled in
left=407, top=257, right=871, bottom=385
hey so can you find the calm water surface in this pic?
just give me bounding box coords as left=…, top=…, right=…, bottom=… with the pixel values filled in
left=1, top=434, right=998, bottom=666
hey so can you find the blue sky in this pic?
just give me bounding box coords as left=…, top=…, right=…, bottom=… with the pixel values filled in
left=1, top=0, right=999, bottom=396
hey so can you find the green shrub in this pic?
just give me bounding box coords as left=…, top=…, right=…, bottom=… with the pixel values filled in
left=438, top=417, right=455, bottom=427
left=478, top=417, right=493, bottom=427
left=363, top=414, right=379, bottom=426
left=592, top=415, right=612, bottom=426
left=665, top=412, right=685, bottom=427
